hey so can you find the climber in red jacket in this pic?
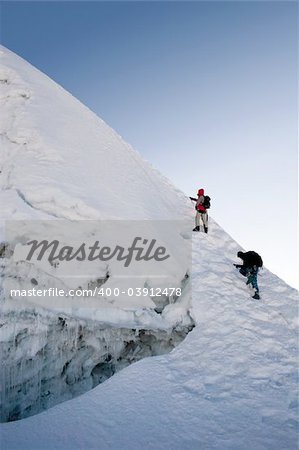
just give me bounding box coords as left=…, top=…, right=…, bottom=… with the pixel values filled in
left=189, top=188, right=210, bottom=233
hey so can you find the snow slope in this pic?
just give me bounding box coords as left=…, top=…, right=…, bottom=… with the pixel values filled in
left=0, top=45, right=189, bottom=223
left=0, top=46, right=298, bottom=448
left=0, top=44, right=192, bottom=319
left=1, top=225, right=298, bottom=449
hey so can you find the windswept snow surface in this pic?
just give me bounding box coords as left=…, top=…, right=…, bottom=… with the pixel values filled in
left=0, top=43, right=192, bottom=328
left=0, top=43, right=193, bottom=330
left=0, top=43, right=192, bottom=321
left=0, top=45, right=189, bottom=224
left=1, top=225, right=298, bottom=449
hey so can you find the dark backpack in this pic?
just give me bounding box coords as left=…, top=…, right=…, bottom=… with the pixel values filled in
left=255, top=254, right=263, bottom=268
left=246, top=251, right=263, bottom=268
left=203, top=195, right=211, bottom=209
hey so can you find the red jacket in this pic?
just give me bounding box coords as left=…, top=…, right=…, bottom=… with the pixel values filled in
left=196, top=189, right=206, bottom=213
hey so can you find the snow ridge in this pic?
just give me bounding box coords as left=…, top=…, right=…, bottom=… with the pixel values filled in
left=0, top=45, right=191, bottom=225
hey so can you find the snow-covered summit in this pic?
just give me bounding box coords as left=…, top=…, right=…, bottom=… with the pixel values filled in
left=0, top=44, right=193, bottom=323
left=0, top=45, right=189, bottom=223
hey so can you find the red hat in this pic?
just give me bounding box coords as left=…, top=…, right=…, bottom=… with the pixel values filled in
left=197, top=188, right=204, bottom=196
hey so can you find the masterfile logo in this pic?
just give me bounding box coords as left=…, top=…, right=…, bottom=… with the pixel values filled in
left=24, top=237, right=170, bottom=267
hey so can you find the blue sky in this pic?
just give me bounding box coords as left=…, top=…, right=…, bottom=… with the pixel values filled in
left=1, top=1, right=298, bottom=288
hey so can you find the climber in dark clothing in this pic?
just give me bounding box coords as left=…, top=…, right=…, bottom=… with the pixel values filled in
left=234, top=251, right=263, bottom=299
